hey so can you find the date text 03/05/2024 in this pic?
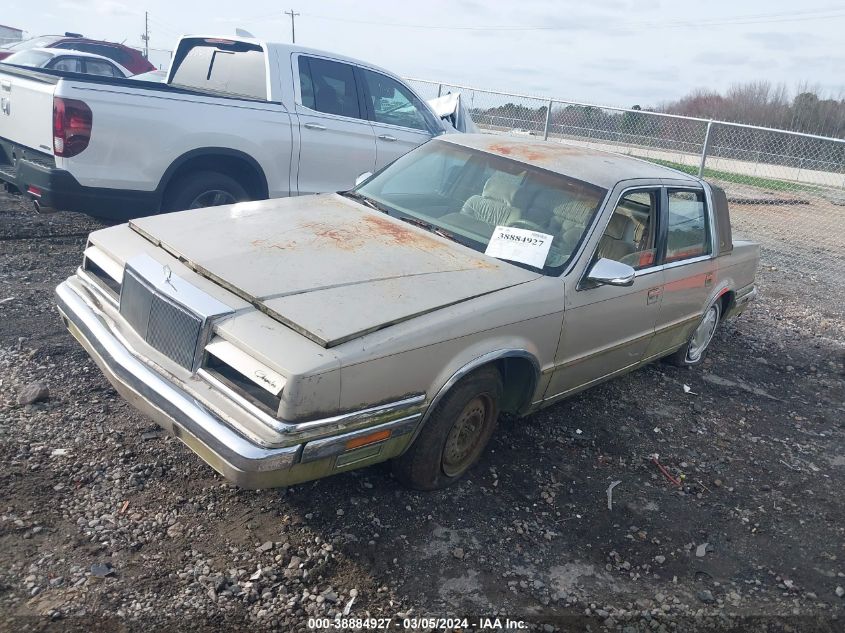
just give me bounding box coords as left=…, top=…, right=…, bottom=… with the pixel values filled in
left=306, top=616, right=528, bottom=629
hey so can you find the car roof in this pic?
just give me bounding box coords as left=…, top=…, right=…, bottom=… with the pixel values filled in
left=23, top=47, right=131, bottom=74
left=438, top=134, right=701, bottom=189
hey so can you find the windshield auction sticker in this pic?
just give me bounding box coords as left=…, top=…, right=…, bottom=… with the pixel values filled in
left=485, top=226, right=554, bottom=269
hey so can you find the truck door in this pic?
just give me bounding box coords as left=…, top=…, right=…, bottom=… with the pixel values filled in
left=355, top=67, right=435, bottom=170
left=293, top=55, right=376, bottom=195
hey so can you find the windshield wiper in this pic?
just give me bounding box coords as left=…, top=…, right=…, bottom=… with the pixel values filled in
left=397, top=216, right=461, bottom=244
left=339, top=190, right=389, bottom=214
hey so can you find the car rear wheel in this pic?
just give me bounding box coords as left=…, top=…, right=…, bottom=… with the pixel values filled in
left=163, top=171, right=249, bottom=212
left=666, top=301, right=721, bottom=367
left=392, top=366, right=502, bottom=490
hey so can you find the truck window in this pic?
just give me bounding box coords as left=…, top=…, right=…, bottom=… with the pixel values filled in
left=665, top=190, right=711, bottom=262
left=359, top=68, right=430, bottom=132
left=297, top=56, right=361, bottom=119
left=170, top=39, right=267, bottom=100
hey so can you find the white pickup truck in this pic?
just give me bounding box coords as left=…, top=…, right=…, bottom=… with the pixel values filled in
left=0, top=35, right=449, bottom=219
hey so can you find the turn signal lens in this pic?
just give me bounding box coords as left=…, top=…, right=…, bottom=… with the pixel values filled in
left=345, top=429, right=391, bottom=450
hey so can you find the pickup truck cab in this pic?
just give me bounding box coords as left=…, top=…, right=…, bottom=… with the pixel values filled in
left=0, top=35, right=445, bottom=219
left=56, top=135, right=760, bottom=490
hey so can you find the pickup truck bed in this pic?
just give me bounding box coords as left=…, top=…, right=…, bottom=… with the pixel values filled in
left=0, top=35, right=447, bottom=219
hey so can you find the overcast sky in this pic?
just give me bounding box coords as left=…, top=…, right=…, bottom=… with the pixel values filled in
left=3, top=0, right=843, bottom=106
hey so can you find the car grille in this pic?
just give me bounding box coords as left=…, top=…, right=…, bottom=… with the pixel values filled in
left=119, top=267, right=203, bottom=370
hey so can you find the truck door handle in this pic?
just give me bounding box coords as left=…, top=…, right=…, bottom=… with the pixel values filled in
left=304, top=122, right=326, bottom=130
left=378, top=134, right=397, bottom=142
left=647, top=287, right=662, bottom=305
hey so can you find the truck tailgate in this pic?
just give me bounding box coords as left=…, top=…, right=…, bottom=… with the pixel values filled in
left=0, top=70, right=55, bottom=154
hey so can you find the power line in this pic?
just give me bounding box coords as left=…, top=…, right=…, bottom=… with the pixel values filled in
left=293, top=7, right=845, bottom=32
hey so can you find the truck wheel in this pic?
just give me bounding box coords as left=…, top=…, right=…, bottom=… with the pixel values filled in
left=392, top=366, right=502, bottom=491
left=164, top=171, right=249, bottom=212
left=666, top=301, right=721, bottom=367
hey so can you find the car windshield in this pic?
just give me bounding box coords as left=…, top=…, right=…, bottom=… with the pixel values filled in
left=354, top=140, right=606, bottom=275
left=2, top=36, right=59, bottom=51
left=4, top=50, right=53, bottom=67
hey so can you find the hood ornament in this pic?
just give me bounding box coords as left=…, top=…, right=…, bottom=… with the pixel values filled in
left=163, top=264, right=176, bottom=290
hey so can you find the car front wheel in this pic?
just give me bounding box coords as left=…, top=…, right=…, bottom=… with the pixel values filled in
left=392, top=366, right=502, bottom=490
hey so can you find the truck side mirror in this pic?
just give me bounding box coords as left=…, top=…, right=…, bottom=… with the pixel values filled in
left=586, top=258, right=636, bottom=287
left=354, top=172, right=373, bottom=187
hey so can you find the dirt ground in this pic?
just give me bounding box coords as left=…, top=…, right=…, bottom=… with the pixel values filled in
left=1, top=190, right=843, bottom=632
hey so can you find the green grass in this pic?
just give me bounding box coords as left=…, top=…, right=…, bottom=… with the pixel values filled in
left=644, top=158, right=826, bottom=194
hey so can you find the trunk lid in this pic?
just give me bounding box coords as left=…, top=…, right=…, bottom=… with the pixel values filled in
left=129, top=194, right=539, bottom=347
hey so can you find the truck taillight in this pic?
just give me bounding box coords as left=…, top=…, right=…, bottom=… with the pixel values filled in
left=53, top=97, right=92, bottom=158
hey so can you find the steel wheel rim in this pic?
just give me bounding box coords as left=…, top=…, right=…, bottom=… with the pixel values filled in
left=189, top=189, right=237, bottom=209
left=442, top=394, right=493, bottom=477
left=687, top=305, right=719, bottom=362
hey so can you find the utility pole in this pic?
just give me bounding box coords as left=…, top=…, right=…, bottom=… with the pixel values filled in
left=141, top=11, right=149, bottom=59
left=284, top=9, right=300, bottom=44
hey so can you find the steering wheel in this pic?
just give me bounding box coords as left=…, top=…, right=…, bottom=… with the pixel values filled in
left=506, top=219, right=546, bottom=233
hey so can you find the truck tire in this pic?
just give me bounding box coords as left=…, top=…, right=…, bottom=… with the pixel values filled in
left=163, top=171, right=249, bottom=212
left=392, top=366, right=502, bottom=490
left=666, top=301, right=721, bottom=367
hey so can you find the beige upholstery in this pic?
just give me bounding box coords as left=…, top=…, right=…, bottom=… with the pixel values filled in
left=597, top=214, right=637, bottom=262
left=461, top=172, right=524, bottom=226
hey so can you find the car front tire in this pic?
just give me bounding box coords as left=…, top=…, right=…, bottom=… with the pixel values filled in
left=392, top=366, right=502, bottom=491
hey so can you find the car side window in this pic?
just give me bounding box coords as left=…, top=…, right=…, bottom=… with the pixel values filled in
left=48, top=57, right=83, bottom=73
left=596, top=190, right=659, bottom=270
left=84, top=60, right=121, bottom=77
left=359, top=69, right=430, bottom=132
left=665, top=190, right=710, bottom=263
left=297, top=56, right=361, bottom=119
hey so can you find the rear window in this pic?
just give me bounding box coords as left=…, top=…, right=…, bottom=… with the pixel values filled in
left=169, top=39, right=267, bottom=100
left=4, top=50, right=54, bottom=67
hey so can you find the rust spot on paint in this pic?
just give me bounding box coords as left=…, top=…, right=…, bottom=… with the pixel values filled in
left=300, top=222, right=363, bottom=250
left=487, top=141, right=581, bottom=163
left=361, top=215, right=445, bottom=250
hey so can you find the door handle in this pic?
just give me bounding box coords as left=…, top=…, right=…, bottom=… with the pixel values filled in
left=378, top=134, right=398, bottom=142
left=704, top=272, right=714, bottom=287
left=647, top=287, right=662, bottom=305
left=304, top=122, right=326, bottom=130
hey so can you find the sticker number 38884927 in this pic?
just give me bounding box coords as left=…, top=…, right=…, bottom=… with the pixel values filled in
left=484, top=226, right=554, bottom=269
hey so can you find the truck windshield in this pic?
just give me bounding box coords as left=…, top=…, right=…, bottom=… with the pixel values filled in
left=355, top=140, right=606, bottom=275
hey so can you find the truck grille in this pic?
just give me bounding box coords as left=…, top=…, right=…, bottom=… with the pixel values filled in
left=119, top=267, right=203, bottom=370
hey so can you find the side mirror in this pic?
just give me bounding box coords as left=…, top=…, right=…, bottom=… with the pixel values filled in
left=586, top=258, right=636, bottom=287
left=354, top=172, right=373, bottom=187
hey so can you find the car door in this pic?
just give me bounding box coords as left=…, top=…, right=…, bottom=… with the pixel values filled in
left=293, top=55, right=377, bottom=195
left=645, top=186, right=718, bottom=358
left=546, top=185, right=665, bottom=400
left=356, top=67, right=436, bottom=171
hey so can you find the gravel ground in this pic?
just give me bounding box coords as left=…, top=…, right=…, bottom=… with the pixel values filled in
left=1, top=190, right=844, bottom=632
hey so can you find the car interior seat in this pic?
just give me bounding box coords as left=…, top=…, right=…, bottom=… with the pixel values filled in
left=460, top=172, right=525, bottom=226
left=596, top=213, right=638, bottom=262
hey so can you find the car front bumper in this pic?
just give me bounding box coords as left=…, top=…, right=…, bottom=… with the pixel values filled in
left=55, top=278, right=425, bottom=488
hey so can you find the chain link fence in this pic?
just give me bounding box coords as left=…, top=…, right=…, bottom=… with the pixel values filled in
left=409, top=78, right=845, bottom=294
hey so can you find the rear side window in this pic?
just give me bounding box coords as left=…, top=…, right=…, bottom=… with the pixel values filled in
left=170, top=39, right=267, bottom=100
left=85, top=59, right=122, bottom=77
left=297, top=56, right=361, bottom=119
left=665, top=190, right=711, bottom=263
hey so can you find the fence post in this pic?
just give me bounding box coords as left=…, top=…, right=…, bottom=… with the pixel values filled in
left=437, top=84, right=443, bottom=98
left=543, top=99, right=553, bottom=140
left=698, top=120, right=714, bottom=177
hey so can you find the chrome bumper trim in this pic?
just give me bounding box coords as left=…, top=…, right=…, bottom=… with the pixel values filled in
left=55, top=278, right=426, bottom=488
left=300, top=414, right=420, bottom=463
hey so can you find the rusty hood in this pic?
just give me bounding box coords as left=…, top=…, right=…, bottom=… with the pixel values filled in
left=128, top=194, right=539, bottom=347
